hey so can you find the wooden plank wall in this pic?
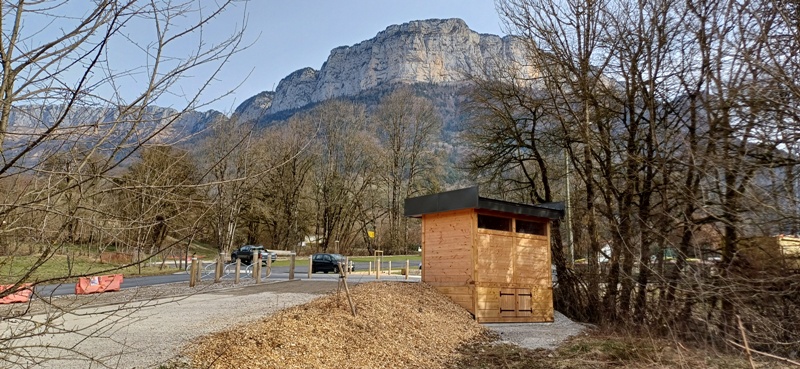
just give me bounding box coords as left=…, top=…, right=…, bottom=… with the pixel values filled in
left=475, top=231, right=514, bottom=285
left=475, top=286, right=553, bottom=323
left=515, top=234, right=553, bottom=287
left=474, top=230, right=551, bottom=286
left=433, top=285, right=474, bottom=313
left=474, top=220, right=554, bottom=323
left=422, top=209, right=475, bottom=313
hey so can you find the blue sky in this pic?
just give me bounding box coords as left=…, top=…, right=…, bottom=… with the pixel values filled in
left=197, top=1, right=506, bottom=113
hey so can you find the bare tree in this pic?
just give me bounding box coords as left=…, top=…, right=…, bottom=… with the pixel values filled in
left=461, top=63, right=591, bottom=320
left=246, top=115, right=317, bottom=252
left=498, top=0, right=614, bottom=323
left=491, top=0, right=800, bottom=356
left=199, top=116, right=259, bottom=255
left=374, top=87, right=443, bottom=254
left=115, top=145, right=202, bottom=269
left=0, top=1, right=247, bottom=366
left=309, top=100, right=380, bottom=254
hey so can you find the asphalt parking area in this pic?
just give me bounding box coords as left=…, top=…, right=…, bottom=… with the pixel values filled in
left=207, top=279, right=340, bottom=296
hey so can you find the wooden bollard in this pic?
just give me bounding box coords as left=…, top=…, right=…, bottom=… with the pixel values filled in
left=289, top=254, right=296, bottom=280
left=405, top=259, right=409, bottom=280
left=189, top=257, right=198, bottom=287
left=197, top=262, right=202, bottom=284
left=308, top=255, right=312, bottom=279
left=215, top=253, right=224, bottom=283
left=254, top=251, right=261, bottom=284
left=234, top=258, right=241, bottom=284
left=266, top=255, right=272, bottom=279
left=195, top=258, right=202, bottom=285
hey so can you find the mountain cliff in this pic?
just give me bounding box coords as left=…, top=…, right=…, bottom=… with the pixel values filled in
left=6, top=18, right=522, bottom=152
left=236, top=18, right=532, bottom=119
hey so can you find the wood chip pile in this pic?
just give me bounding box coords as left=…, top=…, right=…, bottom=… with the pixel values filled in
left=185, top=282, right=488, bottom=368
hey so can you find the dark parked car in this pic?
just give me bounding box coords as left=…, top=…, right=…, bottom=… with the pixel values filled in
left=230, top=245, right=277, bottom=265
left=311, top=253, right=354, bottom=274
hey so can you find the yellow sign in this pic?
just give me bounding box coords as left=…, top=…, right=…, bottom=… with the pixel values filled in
left=368, top=230, right=375, bottom=239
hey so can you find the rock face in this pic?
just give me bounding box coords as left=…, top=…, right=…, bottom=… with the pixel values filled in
left=233, top=91, right=275, bottom=122
left=256, top=18, right=533, bottom=116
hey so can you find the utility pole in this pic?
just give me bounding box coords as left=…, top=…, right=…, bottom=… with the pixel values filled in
left=565, top=150, right=574, bottom=267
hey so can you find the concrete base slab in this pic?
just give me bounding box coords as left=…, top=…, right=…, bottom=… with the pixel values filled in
left=483, top=311, right=586, bottom=350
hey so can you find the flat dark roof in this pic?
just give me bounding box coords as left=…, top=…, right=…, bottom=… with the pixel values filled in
left=404, top=186, right=564, bottom=220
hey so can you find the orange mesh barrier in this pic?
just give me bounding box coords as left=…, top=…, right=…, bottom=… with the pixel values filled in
left=0, top=284, right=33, bottom=304
left=75, top=274, right=123, bottom=295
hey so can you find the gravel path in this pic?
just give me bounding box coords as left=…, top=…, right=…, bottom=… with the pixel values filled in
left=1, top=280, right=338, bottom=369
left=484, top=311, right=587, bottom=350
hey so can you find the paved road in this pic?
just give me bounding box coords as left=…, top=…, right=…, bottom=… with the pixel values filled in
left=35, top=273, right=191, bottom=297
left=35, top=262, right=420, bottom=297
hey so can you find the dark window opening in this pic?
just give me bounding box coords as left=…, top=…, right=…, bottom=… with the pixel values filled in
left=478, top=214, right=511, bottom=231
left=516, top=220, right=546, bottom=235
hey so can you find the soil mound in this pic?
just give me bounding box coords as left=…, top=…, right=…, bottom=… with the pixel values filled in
left=186, top=282, right=487, bottom=368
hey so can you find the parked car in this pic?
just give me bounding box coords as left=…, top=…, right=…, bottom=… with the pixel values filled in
left=230, top=245, right=277, bottom=265
left=311, top=253, right=354, bottom=274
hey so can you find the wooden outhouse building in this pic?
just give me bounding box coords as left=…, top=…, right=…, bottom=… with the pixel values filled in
left=405, top=187, right=563, bottom=323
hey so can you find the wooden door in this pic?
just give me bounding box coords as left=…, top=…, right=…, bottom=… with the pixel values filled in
left=499, top=288, right=533, bottom=317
